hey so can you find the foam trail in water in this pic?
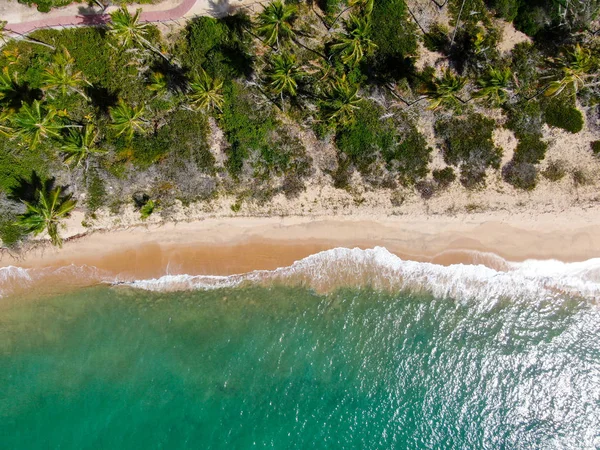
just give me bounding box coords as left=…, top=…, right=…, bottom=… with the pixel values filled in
left=121, top=247, right=600, bottom=302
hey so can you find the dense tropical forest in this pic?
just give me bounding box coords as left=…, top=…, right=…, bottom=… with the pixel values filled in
left=0, top=0, right=599, bottom=246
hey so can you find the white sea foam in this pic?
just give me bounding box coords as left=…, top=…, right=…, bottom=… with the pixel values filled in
left=119, top=247, right=600, bottom=302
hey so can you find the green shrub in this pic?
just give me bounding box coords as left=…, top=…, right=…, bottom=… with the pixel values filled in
left=513, top=133, right=548, bottom=164
left=86, top=171, right=107, bottom=213
left=432, top=167, right=456, bottom=188
left=541, top=159, right=567, bottom=181
left=502, top=160, right=537, bottom=190
left=383, top=129, right=432, bottom=185
left=544, top=99, right=584, bottom=134
left=591, top=141, right=600, bottom=156
left=484, top=0, right=520, bottom=21
left=369, top=0, right=418, bottom=79
left=140, top=200, right=157, bottom=220
left=335, top=102, right=395, bottom=174
left=182, top=16, right=252, bottom=79
left=423, top=23, right=450, bottom=53
left=435, top=114, right=502, bottom=188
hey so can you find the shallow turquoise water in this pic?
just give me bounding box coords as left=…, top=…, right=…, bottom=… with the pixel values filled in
left=1, top=285, right=599, bottom=449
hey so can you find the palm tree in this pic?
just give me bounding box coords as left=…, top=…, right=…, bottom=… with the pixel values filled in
left=545, top=44, right=598, bottom=97
left=267, top=52, right=304, bottom=107
left=331, top=14, right=377, bottom=67
left=0, top=20, right=55, bottom=50
left=0, top=67, right=20, bottom=105
left=108, top=7, right=151, bottom=48
left=109, top=99, right=147, bottom=141
left=11, top=100, right=63, bottom=147
left=321, top=76, right=362, bottom=127
left=256, top=0, right=297, bottom=48
left=41, top=47, right=91, bottom=100
left=348, top=0, right=374, bottom=15
left=188, top=70, right=224, bottom=113
left=16, top=179, right=76, bottom=247
left=422, top=69, right=467, bottom=111
left=147, top=71, right=168, bottom=96
left=474, top=67, right=512, bottom=106
left=0, top=109, right=13, bottom=137
left=61, top=124, right=105, bottom=169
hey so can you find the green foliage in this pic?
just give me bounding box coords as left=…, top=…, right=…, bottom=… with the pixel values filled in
left=369, top=0, right=417, bottom=79
left=331, top=14, right=377, bottom=67
left=484, top=0, right=520, bottom=22
left=432, top=167, right=456, bottom=188
left=502, top=161, right=537, bottom=190
left=423, top=23, right=450, bottom=53
left=108, top=7, right=152, bottom=50
left=335, top=101, right=431, bottom=184
left=591, top=141, right=600, bottom=156
left=61, top=124, right=104, bottom=168
left=11, top=100, right=62, bottom=148
left=220, top=81, right=276, bottom=176
left=320, top=77, right=362, bottom=127
left=12, top=175, right=76, bottom=247
left=541, top=159, right=567, bottom=181
left=188, top=70, right=224, bottom=113
left=435, top=114, right=502, bottom=188
left=256, top=1, right=297, bottom=48
left=513, top=133, right=548, bottom=164
left=422, top=69, right=467, bottom=111
left=181, top=16, right=252, bottom=79
left=474, top=67, right=512, bottom=106
left=544, top=98, right=584, bottom=134
left=266, top=52, right=303, bottom=97
left=109, top=99, right=147, bottom=142
left=86, top=170, right=106, bottom=213
left=140, top=199, right=156, bottom=220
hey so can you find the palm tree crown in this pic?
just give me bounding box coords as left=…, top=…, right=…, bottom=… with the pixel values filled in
left=61, top=124, right=104, bottom=168
left=331, top=14, right=377, bottom=67
left=41, top=47, right=90, bottom=99
left=11, top=100, right=62, bottom=147
left=321, top=76, right=362, bottom=127
left=422, top=69, right=467, bottom=111
left=546, top=44, right=597, bottom=97
left=108, top=7, right=151, bottom=49
left=267, top=52, right=303, bottom=97
left=256, top=1, right=297, bottom=48
left=17, top=180, right=76, bottom=247
left=188, top=70, right=224, bottom=113
left=109, top=99, right=147, bottom=141
left=474, top=67, right=512, bottom=106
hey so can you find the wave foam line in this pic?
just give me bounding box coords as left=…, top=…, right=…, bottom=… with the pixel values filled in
left=121, top=247, right=600, bottom=301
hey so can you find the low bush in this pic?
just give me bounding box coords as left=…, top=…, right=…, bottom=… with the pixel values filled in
left=435, top=113, right=502, bottom=188
left=423, top=23, right=450, bottom=53
left=86, top=171, right=107, bottom=213
left=513, top=133, right=548, bottom=164
left=541, top=159, right=568, bottom=181
left=503, top=160, right=537, bottom=190
left=432, top=167, right=456, bottom=188
left=591, top=141, right=600, bottom=156
left=544, top=98, right=584, bottom=134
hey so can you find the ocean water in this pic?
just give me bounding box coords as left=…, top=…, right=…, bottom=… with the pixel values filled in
left=1, top=248, right=600, bottom=449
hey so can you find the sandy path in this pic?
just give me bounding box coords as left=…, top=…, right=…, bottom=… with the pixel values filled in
left=1, top=0, right=260, bottom=34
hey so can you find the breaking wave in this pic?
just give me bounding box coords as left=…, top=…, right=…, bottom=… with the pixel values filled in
left=120, top=247, right=600, bottom=302
left=2, top=247, right=600, bottom=301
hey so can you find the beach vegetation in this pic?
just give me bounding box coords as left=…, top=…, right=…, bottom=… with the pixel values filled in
left=541, top=159, right=568, bottom=181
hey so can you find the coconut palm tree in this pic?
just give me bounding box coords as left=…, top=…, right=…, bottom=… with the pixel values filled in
left=0, top=109, right=13, bottom=137
left=109, top=99, right=147, bottom=141
left=61, top=124, right=105, bottom=169
left=321, top=76, right=362, bottom=127
left=422, top=69, right=467, bottom=111
left=348, top=0, right=374, bottom=15
left=545, top=44, right=598, bottom=97
left=108, top=7, right=151, bottom=48
left=267, top=52, right=304, bottom=107
left=331, top=14, right=377, bottom=67
left=0, top=67, right=20, bottom=105
left=0, top=20, right=55, bottom=50
left=16, top=179, right=76, bottom=247
left=41, top=47, right=91, bottom=100
left=188, top=70, right=224, bottom=114
left=147, top=71, right=169, bottom=96
left=11, top=100, right=63, bottom=147
left=474, top=67, right=512, bottom=106
left=256, top=0, right=297, bottom=48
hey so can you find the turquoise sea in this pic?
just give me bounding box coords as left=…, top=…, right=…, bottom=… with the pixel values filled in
left=1, top=247, right=600, bottom=449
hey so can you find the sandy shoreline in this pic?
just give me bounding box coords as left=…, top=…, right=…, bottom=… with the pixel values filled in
left=3, top=209, right=600, bottom=276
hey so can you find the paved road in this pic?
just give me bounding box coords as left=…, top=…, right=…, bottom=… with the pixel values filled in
left=5, top=0, right=197, bottom=34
